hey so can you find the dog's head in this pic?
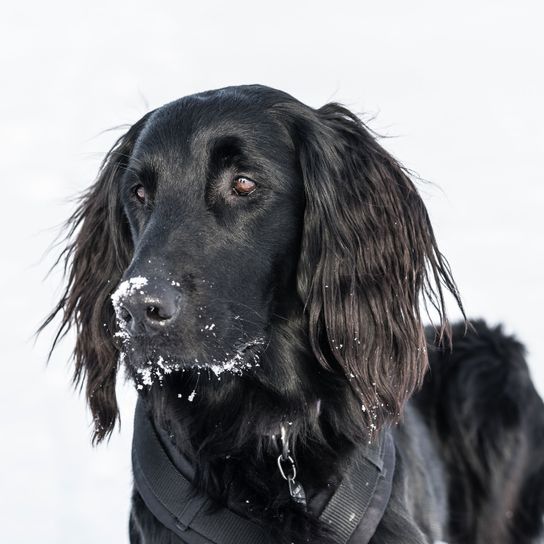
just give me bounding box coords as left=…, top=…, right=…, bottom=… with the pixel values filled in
left=45, top=84, right=462, bottom=442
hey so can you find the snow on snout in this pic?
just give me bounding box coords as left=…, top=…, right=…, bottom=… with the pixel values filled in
left=111, top=276, right=148, bottom=318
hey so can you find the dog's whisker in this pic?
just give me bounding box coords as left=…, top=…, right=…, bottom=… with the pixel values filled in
left=211, top=296, right=266, bottom=322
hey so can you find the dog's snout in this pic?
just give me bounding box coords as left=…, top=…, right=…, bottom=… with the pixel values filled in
left=120, top=283, right=181, bottom=334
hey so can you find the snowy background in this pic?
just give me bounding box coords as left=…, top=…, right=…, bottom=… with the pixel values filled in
left=1, top=1, right=543, bottom=542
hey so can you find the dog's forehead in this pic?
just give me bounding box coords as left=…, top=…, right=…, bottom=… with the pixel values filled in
left=131, top=94, right=294, bottom=177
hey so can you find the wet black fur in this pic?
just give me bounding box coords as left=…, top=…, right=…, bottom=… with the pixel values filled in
left=43, top=84, right=544, bottom=543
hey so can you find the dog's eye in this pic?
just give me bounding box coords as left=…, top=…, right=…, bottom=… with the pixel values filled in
left=134, top=185, right=146, bottom=203
left=232, top=176, right=256, bottom=196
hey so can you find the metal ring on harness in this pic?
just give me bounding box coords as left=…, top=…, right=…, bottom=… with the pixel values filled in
left=277, top=454, right=297, bottom=481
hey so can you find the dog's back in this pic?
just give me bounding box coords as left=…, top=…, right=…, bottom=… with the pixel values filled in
left=415, top=320, right=544, bottom=543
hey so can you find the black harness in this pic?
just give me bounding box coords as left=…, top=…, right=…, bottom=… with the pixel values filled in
left=132, top=400, right=395, bottom=544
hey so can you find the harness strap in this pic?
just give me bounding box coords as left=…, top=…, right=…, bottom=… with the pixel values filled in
left=132, top=400, right=267, bottom=543
left=132, top=399, right=395, bottom=544
left=320, top=431, right=395, bottom=543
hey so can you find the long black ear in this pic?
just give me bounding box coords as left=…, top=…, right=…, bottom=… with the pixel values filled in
left=285, top=102, right=464, bottom=432
left=41, top=113, right=152, bottom=443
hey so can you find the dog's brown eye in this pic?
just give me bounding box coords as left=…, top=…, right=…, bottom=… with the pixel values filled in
left=232, top=176, right=256, bottom=196
left=134, top=185, right=146, bottom=203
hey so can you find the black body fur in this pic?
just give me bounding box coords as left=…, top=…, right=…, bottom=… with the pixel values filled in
left=43, top=85, right=544, bottom=543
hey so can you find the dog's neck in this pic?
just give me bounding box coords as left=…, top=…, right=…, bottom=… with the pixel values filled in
left=142, top=368, right=363, bottom=505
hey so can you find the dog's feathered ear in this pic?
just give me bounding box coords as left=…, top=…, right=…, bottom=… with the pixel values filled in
left=285, top=102, right=463, bottom=431
left=42, top=113, right=152, bottom=443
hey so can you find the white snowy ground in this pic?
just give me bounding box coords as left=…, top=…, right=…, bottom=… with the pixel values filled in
left=1, top=2, right=542, bottom=543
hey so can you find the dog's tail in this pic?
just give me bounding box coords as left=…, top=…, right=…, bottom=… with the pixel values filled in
left=415, top=319, right=544, bottom=544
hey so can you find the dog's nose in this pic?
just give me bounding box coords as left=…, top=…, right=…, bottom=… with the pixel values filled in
left=117, top=282, right=181, bottom=335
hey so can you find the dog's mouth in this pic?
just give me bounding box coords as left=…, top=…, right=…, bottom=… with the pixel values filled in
left=117, top=335, right=267, bottom=391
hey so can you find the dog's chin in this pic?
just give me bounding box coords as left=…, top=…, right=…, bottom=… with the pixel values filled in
left=119, top=336, right=267, bottom=390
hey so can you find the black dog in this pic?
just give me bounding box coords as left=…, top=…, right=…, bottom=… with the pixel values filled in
left=44, top=84, right=544, bottom=543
